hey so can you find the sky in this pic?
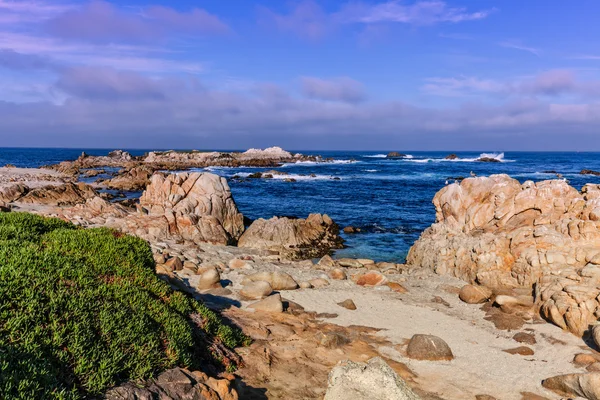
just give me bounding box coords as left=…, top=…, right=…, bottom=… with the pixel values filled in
left=1, top=0, right=600, bottom=150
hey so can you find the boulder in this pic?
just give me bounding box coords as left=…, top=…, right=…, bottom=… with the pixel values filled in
left=445, top=154, right=459, bottom=160
left=238, top=214, right=344, bottom=260
left=355, top=271, right=387, bottom=287
left=338, top=258, right=364, bottom=268
left=240, top=281, right=273, bottom=300
left=102, top=165, right=154, bottom=191
left=242, top=271, right=298, bottom=290
left=324, top=357, right=420, bottom=400
left=139, top=172, right=245, bottom=245
left=18, top=182, right=97, bottom=206
left=309, top=278, right=330, bottom=288
left=542, top=372, right=600, bottom=399
left=329, top=268, right=347, bottom=280
left=407, top=175, right=600, bottom=335
left=406, top=334, right=454, bottom=361
left=593, top=324, right=600, bottom=349
left=459, top=285, right=492, bottom=304
left=386, top=152, right=406, bottom=159
left=248, top=293, right=284, bottom=313
left=197, top=267, right=221, bottom=290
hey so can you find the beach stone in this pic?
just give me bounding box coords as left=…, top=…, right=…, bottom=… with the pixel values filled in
left=386, top=282, right=408, bottom=293
left=503, top=346, right=534, bottom=356
left=575, top=353, right=598, bottom=367
left=588, top=363, right=600, bottom=372
left=475, top=396, right=498, bottom=400
left=240, top=281, right=273, bottom=300
left=324, top=357, right=420, bottom=400
left=310, top=278, right=330, bottom=288
left=338, top=258, right=363, bottom=268
left=543, top=372, right=600, bottom=399
left=355, top=271, right=387, bottom=287
left=337, top=299, right=357, bottom=310
left=229, top=259, right=251, bottom=269
left=592, top=325, right=600, bottom=349
left=513, top=332, right=537, bottom=345
left=165, top=256, right=183, bottom=271
left=406, top=334, right=454, bottom=361
left=197, top=267, right=221, bottom=290
left=244, top=271, right=298, bottom=290
left=248, top=293, right=283, bottom=313
left=318, top=255, right=337, bottom=268
left=329, top=268, right=347, bottom=280
left=459, top=285, right=492, bottom=304
left=299, top=281, right=313, bottom=289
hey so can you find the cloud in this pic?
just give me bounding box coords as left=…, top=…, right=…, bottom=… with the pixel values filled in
left=258, top=0, right=330, bottom=40
left=0, top=49, right=59, bottom=71
left=338, top=1, right=495, bottom=25
left=46, top=0, right=230, bottom=43
left=300, top=77, right=365, bottom=102
left=498, top=41, right=540, bottom=56
left=0, top=0, right=73, bottom=24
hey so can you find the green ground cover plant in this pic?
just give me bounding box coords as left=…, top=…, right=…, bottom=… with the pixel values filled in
left=0, top=212, right=248, bottom=399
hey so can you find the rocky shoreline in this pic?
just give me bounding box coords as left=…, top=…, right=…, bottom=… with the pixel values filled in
left=3, top=151, right=600, bottom=399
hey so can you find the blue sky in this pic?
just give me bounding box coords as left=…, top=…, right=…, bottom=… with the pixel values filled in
left=1, top=0, right=600, bottom=150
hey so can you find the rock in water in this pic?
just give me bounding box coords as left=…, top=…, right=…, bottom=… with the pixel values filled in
left=324, top=357, right=420, bottom=400
left=139, top=172, right=245, bottom=245
left=406, top=334, right=454, bottom=361
left=238, top=213, right=344, bottom=260
left=543, top=372, right=600, bottom=399
left=387, top=152, right=406, bottom=159
left=459, top=285, right=492, bottom=304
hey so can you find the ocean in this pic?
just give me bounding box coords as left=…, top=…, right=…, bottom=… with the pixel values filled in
left=2, top=148, right=600, bottom=263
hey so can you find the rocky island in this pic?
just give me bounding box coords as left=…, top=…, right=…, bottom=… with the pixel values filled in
left=3, top=150, right=600, bottom=400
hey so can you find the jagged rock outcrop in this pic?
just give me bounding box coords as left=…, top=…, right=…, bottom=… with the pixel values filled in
left=407, top=174, right=600, bottom=335
left=106, top=367, right=239, bottom=400
left=100, top=164, right=155, bottom=191
left=238, top=214, right=344, bottom=260
left=138, top=172, right=245, bottom=245
left=17, top=182, right=97, bottom=206
left=324, top=357, right=420, bottom=400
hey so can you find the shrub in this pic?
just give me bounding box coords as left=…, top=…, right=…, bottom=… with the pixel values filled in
left=0, top=212, right=248, bottom=399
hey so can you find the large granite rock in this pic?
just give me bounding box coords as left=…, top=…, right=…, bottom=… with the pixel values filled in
left=238, top=213, right=344, bottom=260
left=18, top=182, right=98, bottom=206
left=138, top=172, right=245, bottom=245
left=101, top=165, right=154, bottom=191
left=407, top=174, right=600, bottom=335
left=324, top=357, right=420, bottom=400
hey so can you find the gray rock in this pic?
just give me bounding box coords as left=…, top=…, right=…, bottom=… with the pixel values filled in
left=248, top=293, right=284, bottom=313
left=324, top=357, right=420, bottom=400
left=197, top=267, right=221, bottom=290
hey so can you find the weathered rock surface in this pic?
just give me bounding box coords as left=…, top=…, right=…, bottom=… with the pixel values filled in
left=406, top=334, right=454, bottom=361
left=15, top=182, right=97, bottom=206
left=408, top=175, right=600, bottom=335
left=242, top=271, right=298, bottom=290
left=240, top=281, right=273, bottom=300
left=459, top=285, right=492, bottom=304
left=101, top=165, right=154, bottom=191
left=139, top=172, right=245, bottom=245
left=542, top=372, right=600, bottom=399
left=248, top=293, right=284, bottom=313
left=238, top=214, right=343, bottom=260
left=324, top=357, right=420, bottom=400
left=106, top=367, right=239, bottom=400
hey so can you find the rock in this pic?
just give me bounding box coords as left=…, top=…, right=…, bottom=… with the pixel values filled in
left=343, top=226, right=360, bottom=233
left=102, top=165, right=154, bottom=191
left=406, top=334, right=454, bottom=361
left=477, top=157, right=501, bottom=163
left=355, top=271, right=387, bottom=287
left=445, top=154, right=459, bottom=160
left=543, top=372, right=600, bottom=399
left=589, top=364, right=600, bottom=372
left=243, top=271, right=298, bottom=290
left=324, top=357, right=420, bottom=400
left=582, top=169, right=600, bottom=176
left=329, top=268, right=347, bottom=280
left=458, top=285, right=492, bottom=304
left=513, top=332, right=537, bottom=345
left=240, top=281, right=273, bottom=300
left=503, top=346, right=534, bottom=356
left=475, top=396, right=498, bottom=400
left=197, top=267, right=221, bottom=290
left=139, top=172, right=245, bottom=245
left=238, top=214, right=344, bottom=260
left=407, top=174, right=600, bottom=335
left=575, top=354, right=598, bottom=367
left=309, top=278, right=330, bottom=288
left=318, top=255, right=337, bottom=268
left=17, top=182, right=97, bottom=206
left=299, top=281, right=312, bottom=289
left=337, top=299, right=357, bottom=310
left=165, top=256, right=183, bottom=271
left=386, top=152, right=406, bottom=159
left=317, top=332, right=350, bottom=348
left=592, top=324, right=600, bottom=349
left=228, top=258, right=251, bottom=269
left=338, top=258, right=363, bottom=268
left=248, top=172, right=263, bottom=179
left=386, top=282, right=408, bottom=293
left=248, top=293, right=284, bottom=313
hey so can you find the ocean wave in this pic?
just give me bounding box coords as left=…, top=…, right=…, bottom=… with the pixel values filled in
left=234, top=172, right=341, bottom=181
left=363, top=154, right=387, bottom=158
left=364, top=169, right=379, bottom=172
left=403, top=152, right=514, bottom=163
left=282, top=159, right=358, bottom=167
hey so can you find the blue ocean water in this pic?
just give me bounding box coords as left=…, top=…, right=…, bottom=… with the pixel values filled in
left=2, top=148, right=600, bottom=262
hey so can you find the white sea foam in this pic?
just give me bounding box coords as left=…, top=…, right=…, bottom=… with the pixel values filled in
left=235, top=172, right=340, bottom=181
left=282, top=159, right=358, bottom=167
left=403, top=152, right=514, bottom=163
left=364, top=169, right=379, bottom=172
left=363, top=154, right=387, bottom=158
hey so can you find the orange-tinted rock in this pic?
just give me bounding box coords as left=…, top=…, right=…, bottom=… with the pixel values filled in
left=355, top=271, right=387, bottom=287
left=503, top=346, right=534, bottom=356
left=459, top=285, right=492, bottom=304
